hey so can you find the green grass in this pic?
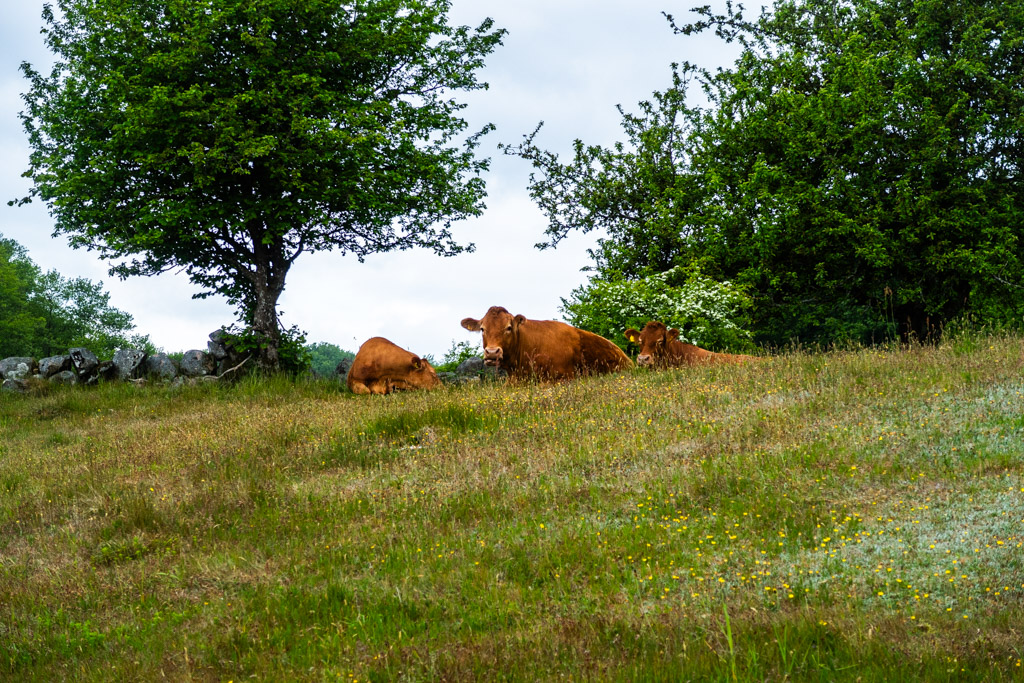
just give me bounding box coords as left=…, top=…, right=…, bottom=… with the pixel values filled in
left=2, top=334, right=1023, bottom=681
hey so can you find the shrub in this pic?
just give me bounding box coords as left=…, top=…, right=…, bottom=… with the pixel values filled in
left=220, top=324, right=311, bottom=376
left=431, top=340, right=481, bottom=373
left=561, top=265, right=753, bottom=351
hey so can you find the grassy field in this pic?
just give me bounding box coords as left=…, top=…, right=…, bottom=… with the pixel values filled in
left=2, top=333, right=1023, bottom=681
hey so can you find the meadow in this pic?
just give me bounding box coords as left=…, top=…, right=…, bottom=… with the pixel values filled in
left=1, top=333, right=1022, bottom=681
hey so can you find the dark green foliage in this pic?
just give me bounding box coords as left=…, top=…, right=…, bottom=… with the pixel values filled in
left=507, top=0, right=1024, bottom=345
left=17, top=0, right=505, bottom=369
left=432, top=339, right=480, bottom=372
left=0, top=236, right=43, bottom=357
left=305, top=341, right=354, bottom=378
left=0, top=233, right=150, bottom=358
left=220, top=324, right=311, bottom=376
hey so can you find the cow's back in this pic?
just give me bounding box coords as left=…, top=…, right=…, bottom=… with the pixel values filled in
left=670, top=341, right=752, bottom=366
left=578, top=328, right=633, bottom=374
left=507, top=319, right=582, bottom=380
left=511, top=321, right=631, bottom=379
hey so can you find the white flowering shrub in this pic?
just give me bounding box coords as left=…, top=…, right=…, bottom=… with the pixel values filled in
left=561, top=266, right=754, bottom=351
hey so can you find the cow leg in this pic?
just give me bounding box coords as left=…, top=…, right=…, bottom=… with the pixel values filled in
left=368, top=378, right=392, bottom=395
left=349, top=381, right=371, bottom=395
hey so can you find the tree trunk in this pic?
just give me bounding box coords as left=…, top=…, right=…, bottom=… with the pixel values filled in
left=251, top=281, right=282, bottom=371
left=247, top=219, right=290, bottom=372
left=248, top=235, right=290, bottom=374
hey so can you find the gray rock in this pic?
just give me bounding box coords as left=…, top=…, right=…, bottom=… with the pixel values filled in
left=456, top=357, right=486, bottom=374
left=456, top=356, right=506, bottom=380
left=180, top=350, right=215, bottom=377
left=38, top=355, right=72, bottom=378
left=1, top=378, right=29, bottom=393
left=112, top=348, right=146, bottom=380
left=85, top=361, right=119, bottom=385
left=207, top=329, right=230, bottom=361
left=335, top=357, right=352, bottom=385
left=0, top=357, right=35, bottom=380
left=144, top=353, right=178, bottom=380
left=213, top=330, right=251, bottom=376
left=69, top=348, right=98, bottom=376
left=48, top=370, right=78, bottom=386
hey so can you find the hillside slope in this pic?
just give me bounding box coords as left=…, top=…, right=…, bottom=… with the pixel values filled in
left=2, top=335, right=1023, bottom=680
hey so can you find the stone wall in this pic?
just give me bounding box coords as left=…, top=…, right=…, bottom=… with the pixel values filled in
left=0, top=330, right=247, bottom=393
left=1, top=332, right=503, bottom=393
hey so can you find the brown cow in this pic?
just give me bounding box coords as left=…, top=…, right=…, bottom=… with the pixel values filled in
left=623, top=321, right=754, bottom=368
left=461, top=306, right=633, bottom=380
left=347, top=337, right=441, bottom=395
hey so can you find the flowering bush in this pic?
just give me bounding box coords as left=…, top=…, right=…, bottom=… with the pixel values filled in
left=561, top=265, right=753, bottom=352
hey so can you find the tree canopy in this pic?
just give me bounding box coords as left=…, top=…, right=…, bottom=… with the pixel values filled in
left=0, top=233, right=150, bottom=359
left=18, top=0, right=505, bottom=368
left=507, top=0, right=1024, bottom=345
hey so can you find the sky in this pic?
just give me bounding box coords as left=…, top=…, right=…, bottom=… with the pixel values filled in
left=0, top=1, right=744, bottom=359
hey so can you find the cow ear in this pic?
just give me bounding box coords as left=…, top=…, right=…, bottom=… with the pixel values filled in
left=461, top=317, right=481, bottom=331
left=668, top=328, right=681, bottom=341
left=624, top=328, right=641, bottom=343
left=411, top=356, right=422, bottom=369
left=513, top=315, right=526, bottom=327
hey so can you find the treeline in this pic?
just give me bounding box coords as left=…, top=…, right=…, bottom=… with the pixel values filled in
left=507, top=0, right=1024, bottom=345
left=0, top=233, right=151, bottom=360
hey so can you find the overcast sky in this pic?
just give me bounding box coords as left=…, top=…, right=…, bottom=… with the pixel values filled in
left=0, top=1, right=744, bottom=359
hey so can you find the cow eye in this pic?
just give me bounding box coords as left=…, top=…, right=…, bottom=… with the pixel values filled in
left=505, top=325, right=512, bottom=333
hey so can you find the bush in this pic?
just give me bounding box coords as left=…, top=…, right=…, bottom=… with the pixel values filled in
left=431, top=340, right=481, bottom=373
left=562, top=265, right=753, bottom=352
left=305, top=342, right=354, bottom=378
left=220, top=324, right=311, bottom=376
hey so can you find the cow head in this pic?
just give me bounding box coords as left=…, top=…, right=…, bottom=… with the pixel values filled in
left=404, top=356, right=442, bottom=390
left=461, top=306, right=525, bottom=367
left=624, top=321, right=679, bottom=368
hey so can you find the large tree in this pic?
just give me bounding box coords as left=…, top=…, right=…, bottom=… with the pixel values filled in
left=508, top=0, right=1024, bottom=345
left=17, top=0, right=504, bottom=368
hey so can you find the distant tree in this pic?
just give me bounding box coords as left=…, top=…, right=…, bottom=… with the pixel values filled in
left=305, top=341, right=354, bottom=378
left=31, top=270, right=153, bottom=358
left=0, top=233, right=150, bottom=358
left=501, top=77, right=702, bottom=280
left=507, top=0, right=1024, bottom=345
left=17, top=0, right=505, bottom=370
left=0, top=237, right=45, bottom=357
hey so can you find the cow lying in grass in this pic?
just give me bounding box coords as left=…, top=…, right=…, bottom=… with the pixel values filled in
left=347, top=337, right=441, bottom=395
left=623, top=321, right=754, bottom=368
left=462, top=306, right=632, bottom=381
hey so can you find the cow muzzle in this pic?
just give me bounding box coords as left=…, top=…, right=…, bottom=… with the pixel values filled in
left=637, top=354, right=653, bottom=367
left=483, top=347, right=503, bottom=366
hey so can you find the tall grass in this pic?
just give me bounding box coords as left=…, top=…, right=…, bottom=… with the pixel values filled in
left=1, top=333, right=1023, bottom=680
